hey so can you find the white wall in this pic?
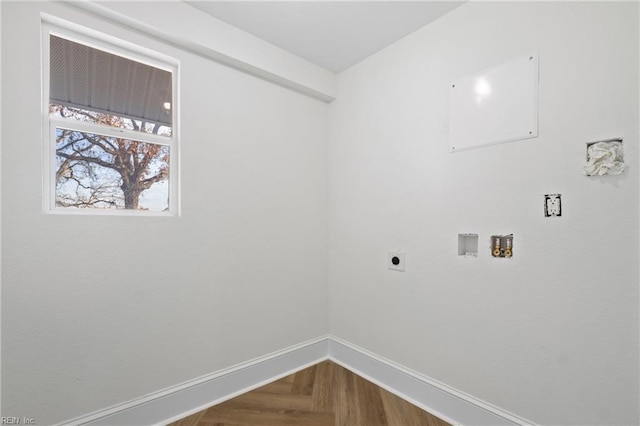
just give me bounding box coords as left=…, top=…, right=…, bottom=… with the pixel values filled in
left=328, top=2, right=639, bottom=425
left=1, top=2, right=328, bottom=423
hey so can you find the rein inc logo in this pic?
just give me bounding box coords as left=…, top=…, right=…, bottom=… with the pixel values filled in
left=1, top=418, right=35, bottom=425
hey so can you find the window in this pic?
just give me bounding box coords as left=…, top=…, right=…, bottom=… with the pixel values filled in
left=43, top=23, right=179, bottom=214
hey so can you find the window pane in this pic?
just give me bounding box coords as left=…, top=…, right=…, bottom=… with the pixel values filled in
left=49, top=35, right=172, bottom=135
left=55, top=128, right=169, bottom=211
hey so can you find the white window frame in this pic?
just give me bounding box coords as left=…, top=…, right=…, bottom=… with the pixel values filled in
left=41, top=16, right=180, bottom=216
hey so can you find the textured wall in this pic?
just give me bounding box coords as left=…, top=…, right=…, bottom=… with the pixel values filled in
left=1, top=2, right=328, bottom=423
left=328, top=2, right=639, bottom=424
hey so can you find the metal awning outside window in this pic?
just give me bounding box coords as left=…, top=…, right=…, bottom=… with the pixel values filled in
left=49, top=35, right=172, bottom=126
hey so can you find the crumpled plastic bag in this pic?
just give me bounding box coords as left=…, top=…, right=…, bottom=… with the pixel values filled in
left=583, top=141, right=625, bottom=176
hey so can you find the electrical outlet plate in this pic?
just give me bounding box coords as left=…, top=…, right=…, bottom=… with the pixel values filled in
left=388, top=251, right=405, bottom=272
left=544, top=194, right=561, bottom=217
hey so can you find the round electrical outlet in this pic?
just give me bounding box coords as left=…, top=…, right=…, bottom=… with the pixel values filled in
left=388, top=251, right=405, bottom=272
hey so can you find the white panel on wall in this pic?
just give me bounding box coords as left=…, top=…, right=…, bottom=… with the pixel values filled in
left=449, top=53, right=538, bottom=152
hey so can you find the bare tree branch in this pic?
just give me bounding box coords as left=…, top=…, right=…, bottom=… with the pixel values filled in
left=54, top=105, right=170, bottom=210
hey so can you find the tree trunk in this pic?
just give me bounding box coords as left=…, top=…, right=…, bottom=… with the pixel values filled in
left=123, top=186, right=140, bottom=209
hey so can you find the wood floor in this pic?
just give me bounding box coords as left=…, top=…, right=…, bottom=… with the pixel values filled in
left=169, top=360, right=450, bottom=426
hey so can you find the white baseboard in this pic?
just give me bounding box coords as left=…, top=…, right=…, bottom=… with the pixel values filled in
left=328, top=336, right=535, bottom=426
left=61, top=335, right=534, bottom=426
left=63, top=336, right=329, bottom=426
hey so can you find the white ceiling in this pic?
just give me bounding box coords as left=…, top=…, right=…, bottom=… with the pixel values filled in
left=184, top=1, right=465, bottom=73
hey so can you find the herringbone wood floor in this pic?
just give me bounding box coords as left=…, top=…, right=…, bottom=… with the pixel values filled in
left=169, top=360, right=450, bottom=426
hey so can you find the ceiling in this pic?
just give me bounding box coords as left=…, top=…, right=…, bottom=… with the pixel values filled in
left=184, top=1, right=465, bottom=73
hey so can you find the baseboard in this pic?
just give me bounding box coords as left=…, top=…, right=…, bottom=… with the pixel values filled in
left=61, top=336, right=329, bottom=425
left=328, top=336, right=535, bottom=426
left=61, top=335, right=534, bottom=426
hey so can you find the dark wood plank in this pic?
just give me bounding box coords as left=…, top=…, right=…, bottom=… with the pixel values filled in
left=201, top=400, right=334, bottom=425
left=355, top=374, right=387, bottom=425
left=233, top=391, right=312, bottom=411
left=291, top=364, right=317, bottom=395
left=333, top=362, right=361, bottom=426
left=311, top=360, right=334, bottom=412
